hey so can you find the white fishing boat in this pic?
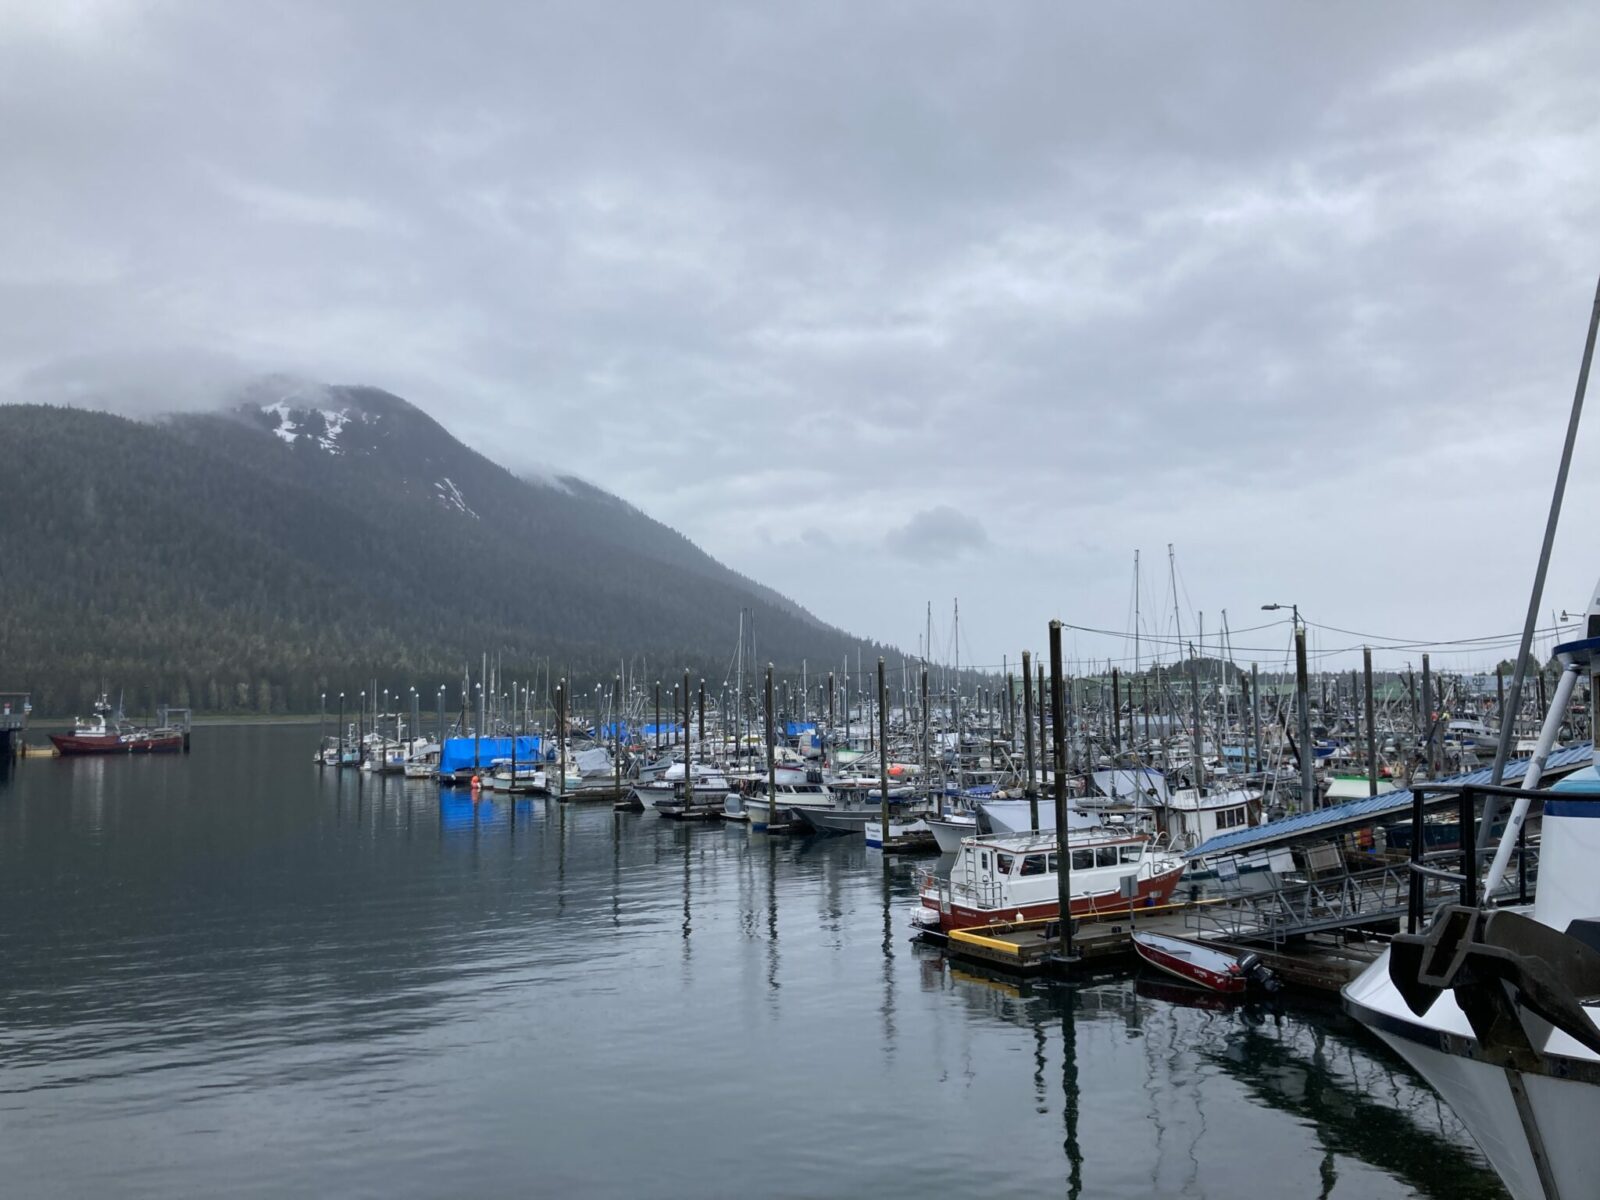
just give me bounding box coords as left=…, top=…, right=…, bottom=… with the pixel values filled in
left=1344, top=612, right=1600, bottom=1200
left=740, top=779, right=834, bottom=831
left=926, top=813, right=978, bottom=854
left=865, top=817, right=934, bottom=849
left=639, top=762, right=732, bottom=813
left=977, top=798, right=1104, bottom=836
left=486, top=760, right=549, bottom=793
left=1161, top=785, right=1261, bottom=849
left=914, top=827, right=1186, bottom=935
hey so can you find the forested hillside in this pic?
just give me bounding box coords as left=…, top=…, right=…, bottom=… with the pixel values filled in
left=0, top=389, right=881, bottom=716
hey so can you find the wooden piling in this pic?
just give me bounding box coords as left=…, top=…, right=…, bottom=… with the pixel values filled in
left=1049, top=620, right=1072, bottom=960
left=556, top=680, right=566, bottom=797
left=1294, top=626, right=1313, bottom=808
left=1421, top=653, right=1434, bottom=778
left=764, top=665, right=777, bottom=831
left=1363, top=648, right=1378, bottom=797
left=1022, top=649, right=1037, bottom=832
left=877, top=657, right=890, bottom=841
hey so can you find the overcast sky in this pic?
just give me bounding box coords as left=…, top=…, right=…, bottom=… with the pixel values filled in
left=6, top=2, right=1600, bottom=676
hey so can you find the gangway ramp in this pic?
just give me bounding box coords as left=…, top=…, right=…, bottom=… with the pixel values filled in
left=1186, top=741, right=1593, bottom=863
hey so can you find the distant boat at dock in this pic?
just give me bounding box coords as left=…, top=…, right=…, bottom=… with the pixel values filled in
left=49, top=694, right=186, bottom=756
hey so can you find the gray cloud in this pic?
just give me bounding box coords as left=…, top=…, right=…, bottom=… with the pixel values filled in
left=3, top=2, right=1599, bottom=670
left=886, top=507, right=991, bottom=562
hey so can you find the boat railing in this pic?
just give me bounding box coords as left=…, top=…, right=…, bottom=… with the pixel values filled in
left=1399, top=781, right=1545, bottom=933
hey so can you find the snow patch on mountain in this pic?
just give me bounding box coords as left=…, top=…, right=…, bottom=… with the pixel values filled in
left=434, top=477, right=478, bottom=518
left=260, top=399, right=357, bottom=453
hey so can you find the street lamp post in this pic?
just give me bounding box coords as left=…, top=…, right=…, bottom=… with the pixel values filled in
left=1263, top=603, right=1315, bottom=809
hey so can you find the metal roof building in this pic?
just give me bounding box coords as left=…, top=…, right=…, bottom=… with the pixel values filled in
left=1186, top=742, right=1595, bottom=860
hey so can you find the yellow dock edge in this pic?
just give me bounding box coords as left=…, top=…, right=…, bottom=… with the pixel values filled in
left=944, top=896, right=1227, bottom=941
left=948, top=928, right=1024, bottom=956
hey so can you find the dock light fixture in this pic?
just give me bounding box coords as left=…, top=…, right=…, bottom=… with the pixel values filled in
left=1260, top=602, right=1302, bottom=628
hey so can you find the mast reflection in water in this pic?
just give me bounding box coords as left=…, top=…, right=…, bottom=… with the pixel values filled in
left=0, top=726, right=1505, bottom=1198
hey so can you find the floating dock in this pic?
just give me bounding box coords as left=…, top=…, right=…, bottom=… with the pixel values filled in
left=922, top=898, right=1386, bottom=993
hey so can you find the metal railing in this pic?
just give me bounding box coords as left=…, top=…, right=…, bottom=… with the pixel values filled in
left=1401, top=781, right=1543, bottom=932
left=1182, top=842, right=1542, bottom=948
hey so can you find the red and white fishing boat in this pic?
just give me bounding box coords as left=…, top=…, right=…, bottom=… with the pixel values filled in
left=914, top=827, right=1186, bottom=935
left=1131, top=932, right=1248, bottom=994
left=50, top=695, right=185, bottom=756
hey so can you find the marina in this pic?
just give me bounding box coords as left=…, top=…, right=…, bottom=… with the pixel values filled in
left=0, top=723, right=1511, bottom=1198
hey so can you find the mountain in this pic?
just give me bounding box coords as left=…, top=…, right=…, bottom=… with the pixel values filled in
left=0, top=384, right=884, bottom=716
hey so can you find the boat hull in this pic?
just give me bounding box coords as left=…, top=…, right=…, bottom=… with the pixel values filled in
left=1346, top=956, right=1598, bottom=1200
left=1131, top=933, right=1246, bottom=993
left=926, top=816, right=977, bottom=854
left=50, top=732, right=184, bottom=755
left=919, top=863, right=1184, bottom=934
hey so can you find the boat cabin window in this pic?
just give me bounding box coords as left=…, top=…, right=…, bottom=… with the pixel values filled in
left=1216, top=806, right=1248, bottom=830
left=1071, top=849, right=1094, bottom=871
left=1119, top=845, right=1142, bottom=864
left=1046, top=853, right=1058, bottom=873
left=994, top=853, right=1015, bottom=875
left=1020, top=854, right=1047, bottom=876
left=1095, top=847, right=1119, bottom=868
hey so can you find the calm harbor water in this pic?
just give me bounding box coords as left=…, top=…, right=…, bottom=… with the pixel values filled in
left=1, top=725, right=1504, bottom=1198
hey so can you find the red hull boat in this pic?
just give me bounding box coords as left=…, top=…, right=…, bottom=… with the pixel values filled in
left=50, top=729, right=185, bottom=755
left=1131, top=932, right=1248, bottom=994
left=916, top=828, right=1188, bottom=936
left=49, top=694, right=186, bottom=756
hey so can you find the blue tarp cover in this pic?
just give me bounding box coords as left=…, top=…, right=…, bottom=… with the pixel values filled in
left=785, top=721, right=817, bottom=737
left=439, top=736, right=544, bottom=774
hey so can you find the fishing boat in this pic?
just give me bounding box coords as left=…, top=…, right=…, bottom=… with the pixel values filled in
left=1344, top=619, right=1600, bottom=1200
left=915, top=827, right=1186, bottom=934
left=739, top=779, right=833, bottom=831
left=643, top=762, right=733, bottom=815
left=485, top=760, right=548, bottom=793
left=926, top=813, right=979, bottom=854
left=977, top=798, right=1103, bottom=836
left=865, top=817, right=936, bottom=850
left=1131, top=932, right=1247, bottom=994
left=50, top=695, right=184, bottom=755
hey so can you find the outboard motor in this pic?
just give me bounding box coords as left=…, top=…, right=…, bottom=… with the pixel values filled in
left=1237, top=952, right=1281, bottom=994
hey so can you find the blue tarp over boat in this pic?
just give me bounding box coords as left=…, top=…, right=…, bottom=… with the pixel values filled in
left=439, top=736, right=544, bottom=774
